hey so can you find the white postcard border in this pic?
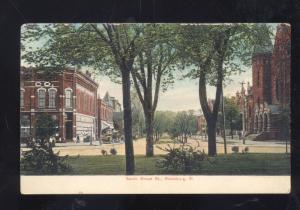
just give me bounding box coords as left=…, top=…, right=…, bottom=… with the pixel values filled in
left=21, top=175, right=290, bottom=194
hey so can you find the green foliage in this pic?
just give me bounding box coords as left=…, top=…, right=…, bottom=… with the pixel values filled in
left=156, top=144, right=210, bottom=174
left=21, top=141, right=72, bottom=174
left=21, top=23, right=144, bottom=80
left=217, top=97, right=242, bottom=131
left=153, top=111, right=177, bottom=140
left=35, top=113, right=58, bottom=144
left=178, top=23, right=274, bottom=85
left=169, top=110, right=197, bottom=141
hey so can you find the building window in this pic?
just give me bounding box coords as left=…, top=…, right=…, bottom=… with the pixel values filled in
left=38, top=88, right=46, bottom=108
left=20, top=89, right=24, bottom=107
left=49, top=89, right=57, bottom=108
left=65, top=89, right=72, bottom=108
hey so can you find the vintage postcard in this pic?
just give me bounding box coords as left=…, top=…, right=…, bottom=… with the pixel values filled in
left=20, top=23, right=290, bottom=194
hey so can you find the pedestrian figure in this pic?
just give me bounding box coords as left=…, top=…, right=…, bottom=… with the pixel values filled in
left=76, top=135, right=80, bottom=143
left=238, top=131, right=242, bottom=140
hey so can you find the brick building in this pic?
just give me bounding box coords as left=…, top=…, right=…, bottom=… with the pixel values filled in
left=196, top=114, right=206, bottom=136
left=97, top=97, right=114, bottom=138
left=20, top=67, right=121, bottom=143
left=235, top=24, right=291, bottom=140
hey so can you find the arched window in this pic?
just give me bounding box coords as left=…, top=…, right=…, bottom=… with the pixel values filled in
left=20, top=89, right=25, bottom=107
left=48, top=88, right=57, bottom=108
left=38, top=88, right=46, bottom=108
left=65, top=89, right=72, bottom=108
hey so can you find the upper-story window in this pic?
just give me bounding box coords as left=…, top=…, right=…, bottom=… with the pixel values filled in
left=65, top=89, right=72, bottom=108
left=20, top=89, right=25, bottom=107
left=48, top=88, right=57, bottom=108
left=38, top=88, right=46, bottom=108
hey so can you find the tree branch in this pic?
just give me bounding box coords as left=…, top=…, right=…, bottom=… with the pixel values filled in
left=152, top=68, right=162, bottom=112
left=131, top=71, right=146, bottom=109
left=90, top=24, right=109, bottom=44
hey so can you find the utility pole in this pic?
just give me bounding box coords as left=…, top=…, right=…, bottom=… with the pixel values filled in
left=240, top=81, right=246, bottom=145
left=221, top=85, right=227, bottom=154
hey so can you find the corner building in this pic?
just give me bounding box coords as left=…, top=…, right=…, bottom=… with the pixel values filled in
left=20, top=67, right=98, bottom=142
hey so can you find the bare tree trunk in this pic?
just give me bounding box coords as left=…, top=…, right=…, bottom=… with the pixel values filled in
left=207, top=121, right=217, bottom=156
left=122, top=70, right=135, bottom=174
left=145, top=113, right=154, bottom=157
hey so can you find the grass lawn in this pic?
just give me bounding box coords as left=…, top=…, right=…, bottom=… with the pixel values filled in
left=21, top=153, right=290, bottom=175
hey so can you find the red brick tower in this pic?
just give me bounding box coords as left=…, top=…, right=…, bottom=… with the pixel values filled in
left=271, top=24, right=291, bottom=107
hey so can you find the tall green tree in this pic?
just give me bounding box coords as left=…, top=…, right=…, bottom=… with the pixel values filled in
left=172, top=110, right=197, bottom=143
left=217, top=97, right=242, bottom=139
left=178, top=23, right=273, bottom=156
left=131, top=24, right=178, bottom=156
left=22, top=23, right=144, bottom=174
left=35, top=113, right=58, bottom=145
left=153, top=111, right=176, bottom=141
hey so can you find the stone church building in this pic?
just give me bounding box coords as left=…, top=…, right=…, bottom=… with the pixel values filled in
left=235, top=23, right=290, bottom=140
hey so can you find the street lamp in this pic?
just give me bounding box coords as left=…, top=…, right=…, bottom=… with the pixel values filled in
left=242, top=96, right=246, bottom=145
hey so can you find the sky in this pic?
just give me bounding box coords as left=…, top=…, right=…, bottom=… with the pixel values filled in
left=93, top=66, right=253, bottom=112
left=21, top=23, right=279, bottom=112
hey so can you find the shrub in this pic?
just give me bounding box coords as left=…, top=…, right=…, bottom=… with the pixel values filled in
left=231, top=146, right=239, bottom=153
left=21, top=140, right=72, bottom=174
left=156, top=144, right=210, bottom=174
left=243, top=147, right=249, bottom=154
left=244, top=147, right=249, bottom=152
left=110, top=148, right=117, bottom=155
left=83, top=136, right=91, bottom=143
left=101, top=149, right=107, bottom=156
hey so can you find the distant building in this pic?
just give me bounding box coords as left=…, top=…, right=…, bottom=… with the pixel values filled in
left=97, top=97, right=114, bottom=139
left=103, top=92, right=122, bottom=112
left=235, top=24, right=290, bottom=140
left=196, top=114, right=207, bottom=136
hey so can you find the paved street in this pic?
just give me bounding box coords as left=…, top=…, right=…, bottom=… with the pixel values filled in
left=21, top=136, right=290, bottom=156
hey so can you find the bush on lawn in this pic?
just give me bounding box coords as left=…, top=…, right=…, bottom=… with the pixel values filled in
left=156, top=144, right=210, bottom=174
left=110, top=148, right=117, bottom=155
left=101, top=149, right=108, bottom=156
left=21, top=140, right=72, bottom=174
left=232, top=146, right=239, bottom=153
left=242, top=147, right=249, bottom=154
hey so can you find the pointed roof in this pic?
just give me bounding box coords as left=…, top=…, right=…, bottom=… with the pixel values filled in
left=103, top=91, right=110, bottom=101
